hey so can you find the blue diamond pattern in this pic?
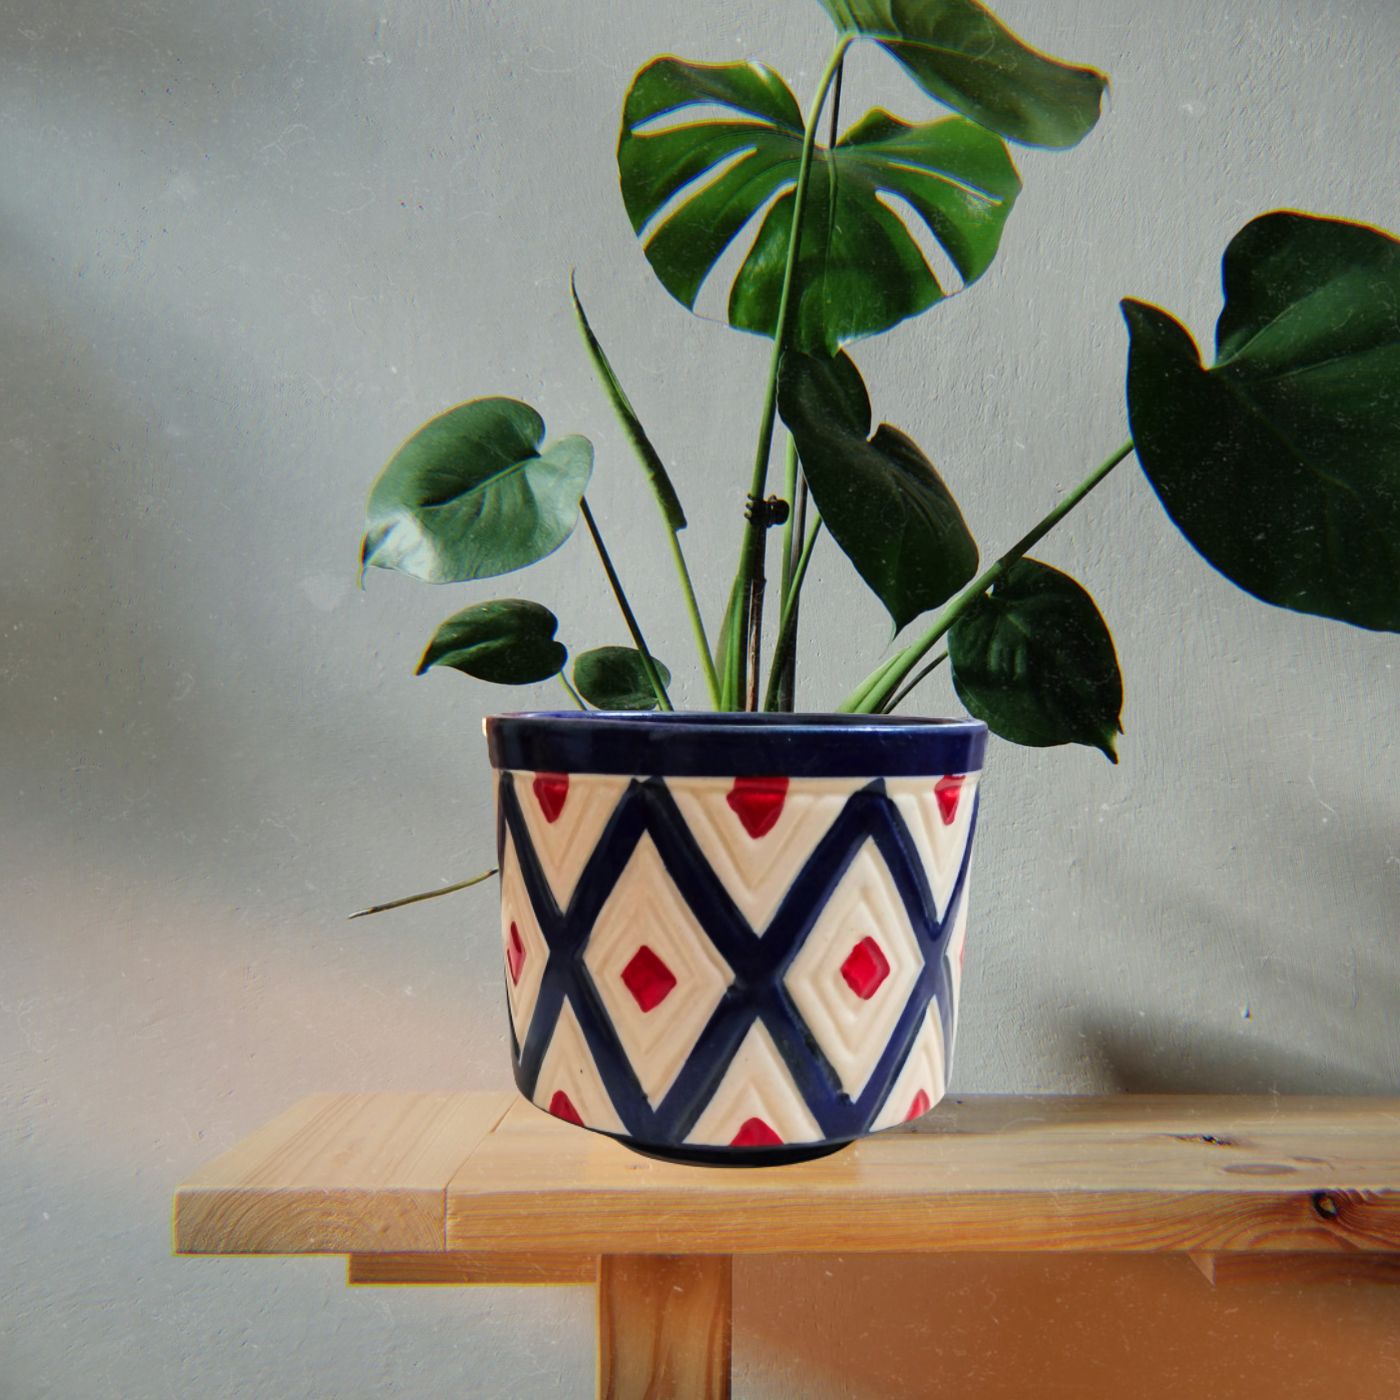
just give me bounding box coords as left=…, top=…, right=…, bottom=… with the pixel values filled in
left=499, top=772, right=977, bottom=1147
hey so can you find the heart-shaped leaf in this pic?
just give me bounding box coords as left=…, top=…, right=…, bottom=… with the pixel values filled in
left=416, top=600, right=567, bottom=684
left=779, top=350, right=978, bottom=629
left=572, top=647, right=674, bottom=711
left=619, top=58, right=1020, bottom=354
left=1124, top=211, right=1400, bottom=633
left=813, top=0, right=1107, bottom=150
left=948, top=558, right=1122, bottom=760
left=363, top=399, right=593, bottom=584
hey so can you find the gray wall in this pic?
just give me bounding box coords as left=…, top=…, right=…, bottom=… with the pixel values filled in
left=2, top=1, right=1396, bottom=1396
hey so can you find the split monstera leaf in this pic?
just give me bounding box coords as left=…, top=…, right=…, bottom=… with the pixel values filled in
left=616, top=0, right=1110, bottom=353
left=360, top=0, right=1400, bottom=769
left=617, top=59, right=1023, bottom=354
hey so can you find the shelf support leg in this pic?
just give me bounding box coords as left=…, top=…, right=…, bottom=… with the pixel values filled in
left=596, top=1254, right=732, bottom=1399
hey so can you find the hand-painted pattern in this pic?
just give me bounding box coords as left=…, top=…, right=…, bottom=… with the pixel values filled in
left=497, top=767, right=978, bottom=1154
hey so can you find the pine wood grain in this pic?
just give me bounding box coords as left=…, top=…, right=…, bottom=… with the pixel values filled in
left=445, top=1094, right=1400, bottom=1257
left=347, top=1251, right=597, bottom=1286
left=174, top=1092, right=1400, bottom=1260
left=175, top=1091, right=513, bottom=1254
left=598, top=1255, right=731, bottom=1400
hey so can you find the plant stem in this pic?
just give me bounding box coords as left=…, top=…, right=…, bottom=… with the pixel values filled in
left=347, top=868, right=498, bottom=920
left=842, top=653, right=906, bottom=715
left=839, top=439, right=1137, bottom=714
left=579, top=497, right=674, bottom=711
left=774, top=435, right=807, bottom=712
left=726, top=36, right=854, bottom=710
left=746, top=569, right=766, bottom=713
left=558, top=673, right=586, bottom=710
left=668, top=532, right=722, bottom=707
left=768, top=54, right=843, bottom=714
left=883, top=652, right=947, bottom=715
left=763, top=519, right=822, bottom=711
left=570, top=275, right=721, bottom=707
left=779, top=434, right=800, bottom=603
left=715, top=576, right=744, bottom=711
left=827, top=52, right=846, bottom=150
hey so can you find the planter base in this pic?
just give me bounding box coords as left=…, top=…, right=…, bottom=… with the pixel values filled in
left=616, top=1137, right=852, bottom=1169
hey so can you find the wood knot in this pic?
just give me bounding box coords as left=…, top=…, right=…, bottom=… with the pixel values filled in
left=1170, top=1132, right=1239, bottom=1148
left=1312, top=1191, right=1341, bottom=1221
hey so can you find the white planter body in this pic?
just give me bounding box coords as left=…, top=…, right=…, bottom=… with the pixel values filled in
left=487, top=712, right=986, bottom=1165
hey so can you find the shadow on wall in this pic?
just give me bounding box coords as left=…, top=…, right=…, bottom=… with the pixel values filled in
left=1072, top=767, right=1400, bottom=1095
left=1084, top=1016, right=1397, bottom=1096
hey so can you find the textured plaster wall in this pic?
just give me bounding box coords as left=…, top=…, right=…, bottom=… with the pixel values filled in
left=2, top=1, right=1397, bottom=1396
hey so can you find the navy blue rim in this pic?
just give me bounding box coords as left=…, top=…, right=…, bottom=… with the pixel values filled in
left=486, top=711, right=987, bottom=778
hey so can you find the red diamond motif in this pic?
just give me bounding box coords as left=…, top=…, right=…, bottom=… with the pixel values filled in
left=506, top=921, right=526, bottom=986
left=620, top=944, right=677, bottom=1013
left=548, top=1090, right=583, bottom=1125
left=905, top=1088, right=932, bottom=1123
left=726, top=775, right=789, bottom=839
left=730, top=1116, right=783, bottom=1147
left=840, top=936, right=891, bottom=1000
left=935, top=774, right=964, bottom=825
left=532, top=772, right=569, bottom=823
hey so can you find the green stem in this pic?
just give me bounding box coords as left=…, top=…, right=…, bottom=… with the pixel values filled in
left=570, top=275, right=719, bottom=707
left=714, top=576, right=744, bottom=711
left=558, top=673, right=587, bottom=710
left=883, top=652, right=947, bottom=715
left=347, top=867, right=498, bottom=920
left=763, top=519, right=823, bottom=711
left=839, top=439, right=1137, bottom=714
left=668, top=532, right=722, bottom=708
left=778, top=434, right=801, bottom=604
left=768, top=52, right=843, bottom=714
left=773, top=434, right=805, bottom=712
left=580, top=497, right=674, bottom=711
left=842, top=653, right=906, bottom=715
left=726, top=36, right=854, bottom=710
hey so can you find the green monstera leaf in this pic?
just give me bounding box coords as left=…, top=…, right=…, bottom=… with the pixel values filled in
left=779, top=351, right=978, bottom=629
left=572, top=647, right=674, bottom=711
left=949, top=558, right=1122, bottom=760
left=618, top=58, right=1020, bottom=354
left=362, top=399, right=592, bottom=584
left=1125, top=212, right=1400, bottom=633
left=812, top=0, right=1107, bottom=150
left=416, top=599, right=567, bottom=684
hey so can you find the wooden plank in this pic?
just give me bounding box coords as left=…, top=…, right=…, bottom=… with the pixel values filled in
left=347, top=1252, right=597, bottom=1286
left=446, top=1095, right=1400, bottom=1257
left=175, top=1091, right=513, bottom=1255
left=1190, top=1251, right=1400, bottom=1287
left=597, top=1255, right=731, bottom=1400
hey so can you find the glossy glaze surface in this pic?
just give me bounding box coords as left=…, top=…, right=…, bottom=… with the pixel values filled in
left=489, top=714, right=984, bottom=1160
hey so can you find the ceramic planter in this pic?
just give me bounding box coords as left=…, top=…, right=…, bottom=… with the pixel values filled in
left=485, top=711, right=986, bottom=1166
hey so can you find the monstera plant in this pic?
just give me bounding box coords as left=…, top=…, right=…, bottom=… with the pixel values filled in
left=360, top=0, right=1400, bottom=765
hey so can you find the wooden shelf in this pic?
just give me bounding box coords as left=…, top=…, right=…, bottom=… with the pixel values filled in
left=173, top=1092, right=1400, bottom=1398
